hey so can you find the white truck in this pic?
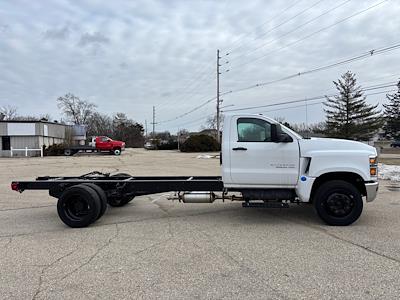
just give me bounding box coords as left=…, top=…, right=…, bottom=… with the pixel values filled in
left=12, top=114, right=379, bottom=228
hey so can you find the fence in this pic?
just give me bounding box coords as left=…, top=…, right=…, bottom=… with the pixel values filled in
left=10, top=147, right=43, bottom=157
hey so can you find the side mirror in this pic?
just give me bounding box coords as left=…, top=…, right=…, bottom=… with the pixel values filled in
left=271, top=124, right=293, bottom=143
left=278, top=133, right=293, bottom=143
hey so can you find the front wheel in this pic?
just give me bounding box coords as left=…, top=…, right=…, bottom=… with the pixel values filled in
left=113, top=148, right=121, bottom=156
left=314, top=180, right=363, bottom=226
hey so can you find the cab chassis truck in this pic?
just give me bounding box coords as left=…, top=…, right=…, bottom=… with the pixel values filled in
left=11, top=114, right=379, bottom=228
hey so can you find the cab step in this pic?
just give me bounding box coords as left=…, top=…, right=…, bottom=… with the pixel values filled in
left=242, top=202, right=290, bottom=208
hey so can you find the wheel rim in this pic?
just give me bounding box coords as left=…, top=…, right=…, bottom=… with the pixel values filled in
left=324, top=192, right=355, bottom=218
left=63, top=193, right=91, bottom=221
left=114, top=149, right=121, bottom=155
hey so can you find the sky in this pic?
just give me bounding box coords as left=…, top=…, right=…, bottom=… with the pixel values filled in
left=0, top=0, right=399, bottom=133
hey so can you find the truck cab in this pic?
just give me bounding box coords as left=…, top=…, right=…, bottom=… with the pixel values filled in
left=94, top=136, right=125, bottom=155
left=222, top=114, right=379, bottom=225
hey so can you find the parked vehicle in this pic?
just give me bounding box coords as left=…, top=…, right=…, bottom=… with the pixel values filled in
left=11, top=114, right=378, bottom=228
left=144, top=139, right=157, bottom=150
left=390, top=140, right=400, bottom=148
left=63, top=136, right=125, bottom=156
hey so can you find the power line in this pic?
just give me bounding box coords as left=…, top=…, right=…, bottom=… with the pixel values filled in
left=157, top=1, right=392, bottom=127
left=230, top=0, right=390, bottom=70
left=169, top=113, right=213, bottom=130
left=157, top=95, right=217, bottom=124
left=156, top=64, right=215, bottom=111
left=228, top=0, right=351, bottom=64
left=225, top=42, right=400, bottom=95
left=223, top=0, right=306, bottom=54
left=259, top=89, right=396, bottom=114
left=157, top=42, right=399, bottom=126
left=223, top=81, right=397, bottom=113
left=157, top=89, right=233, bottom=125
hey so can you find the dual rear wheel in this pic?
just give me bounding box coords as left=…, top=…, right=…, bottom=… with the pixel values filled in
left=57, top=174, right=135, bottom=227
left=57, top=184, right=106, bottom=228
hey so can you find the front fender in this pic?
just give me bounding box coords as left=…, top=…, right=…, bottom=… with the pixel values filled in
left=307, top=152, right=370, bottom=181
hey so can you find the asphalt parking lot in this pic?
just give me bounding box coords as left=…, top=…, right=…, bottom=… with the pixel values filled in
left=0, top=149, right=399, bottom=299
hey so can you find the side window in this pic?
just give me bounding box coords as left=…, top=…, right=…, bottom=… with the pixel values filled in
left=101, top=137, right=108, bottom=142
left=237, top=118, right=271, bottom=142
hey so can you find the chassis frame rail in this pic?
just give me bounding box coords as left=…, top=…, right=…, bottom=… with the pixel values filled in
left=12, top=175, right=224, bottom=195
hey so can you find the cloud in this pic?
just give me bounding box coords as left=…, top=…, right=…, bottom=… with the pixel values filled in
left=44, top=25, right=70, bottom=40
left=78, top=32, right=110, bottom=47
left=0, top=24, right=10, bottom=33
left=0, top=0, right=399, bottom=132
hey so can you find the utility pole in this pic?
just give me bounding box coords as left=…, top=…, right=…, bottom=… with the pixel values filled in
left=216, top=49, right=222, bottom=143
left=152, top=106, right=156, bottom=138
left=177, top=128, right=180, bottom=151
left=145, top=120, right=148, bottom=138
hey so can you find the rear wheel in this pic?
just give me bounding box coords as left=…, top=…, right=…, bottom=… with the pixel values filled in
left=81, top=183, right=107, bottom=219
left=314, top=180, right=363, bottom=226
left=108, top=173, right=135, bottom=207
left=57, top=184, right=101, bottom=228
left=64, top=149, right=73, bottom=156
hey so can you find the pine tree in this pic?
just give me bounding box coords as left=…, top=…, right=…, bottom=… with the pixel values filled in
left=323, top=71, right=382, bottom=140
left=383, top=80, right=400, bottom=140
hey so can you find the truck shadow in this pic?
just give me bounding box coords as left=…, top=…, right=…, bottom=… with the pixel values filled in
left=102, top=202, right=324, bottom=227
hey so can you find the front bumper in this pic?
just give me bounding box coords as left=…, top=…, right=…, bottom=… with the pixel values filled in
left=365, top=181, right=379, bottom=202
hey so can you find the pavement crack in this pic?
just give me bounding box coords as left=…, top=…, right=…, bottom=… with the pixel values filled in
left=267, top=211, right=400, bottom=265
left=320, top=229, right=400, bottom=264
left=0, top=207, right=239, bottom=240
left=58, top=223, right=120, bottom=282
left=0, top=205, right=56, bottom=212
left=32, top=248, right=78, bottom=300
left=185, top=219, right=290, bottom=300
left=2, top=237, right=12, bottom=248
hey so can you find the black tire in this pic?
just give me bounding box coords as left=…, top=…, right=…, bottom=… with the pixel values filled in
left=108, top=173, right=135, bottom=207
left=57, top=184, right=101, bottom=228
left=113, top=148, right=122, bottom=156
left=64, top=149, right=73, bottom=156
left=314, top=180, right=363, bottom=226
left=81, top=183, right=108, bottom=220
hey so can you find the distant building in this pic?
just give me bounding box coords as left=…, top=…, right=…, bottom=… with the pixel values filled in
left=0, top=120, right=86, bottom=157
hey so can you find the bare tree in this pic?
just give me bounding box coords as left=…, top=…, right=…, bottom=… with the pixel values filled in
left=86, top=112, right=113, bottom=137
left=204, top=114, right=224, bottom=130
left=12, top=114, right=52, bottom=121
left=0, top=105, right=18, bottom=120
left=57, top=93, right=97, bottom=125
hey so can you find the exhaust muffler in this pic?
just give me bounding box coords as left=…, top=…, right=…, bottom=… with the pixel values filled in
left=181, top=192, right=215, bottom=203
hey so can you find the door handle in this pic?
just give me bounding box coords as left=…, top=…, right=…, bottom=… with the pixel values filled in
left=232, top=147, right=247, bottom=151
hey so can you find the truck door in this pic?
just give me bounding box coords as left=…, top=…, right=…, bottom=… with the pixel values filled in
left=96, top=136, right=112, bottom=150
left=230, top=117, right=300, bottom=186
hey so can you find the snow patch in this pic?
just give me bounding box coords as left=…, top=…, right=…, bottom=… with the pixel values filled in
left=196, top=154, right=219, bottom=159
left=379, top=163, right=400, bottom=181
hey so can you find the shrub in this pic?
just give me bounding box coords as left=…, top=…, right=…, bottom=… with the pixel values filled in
left=180, top=134, right=220, bottom=152
left=157, top=141, right=178, bottom=150
left=43, top=144, right=67, bottom=156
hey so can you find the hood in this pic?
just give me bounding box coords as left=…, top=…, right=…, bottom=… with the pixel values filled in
left=298, top=137, right=377, bottom=157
